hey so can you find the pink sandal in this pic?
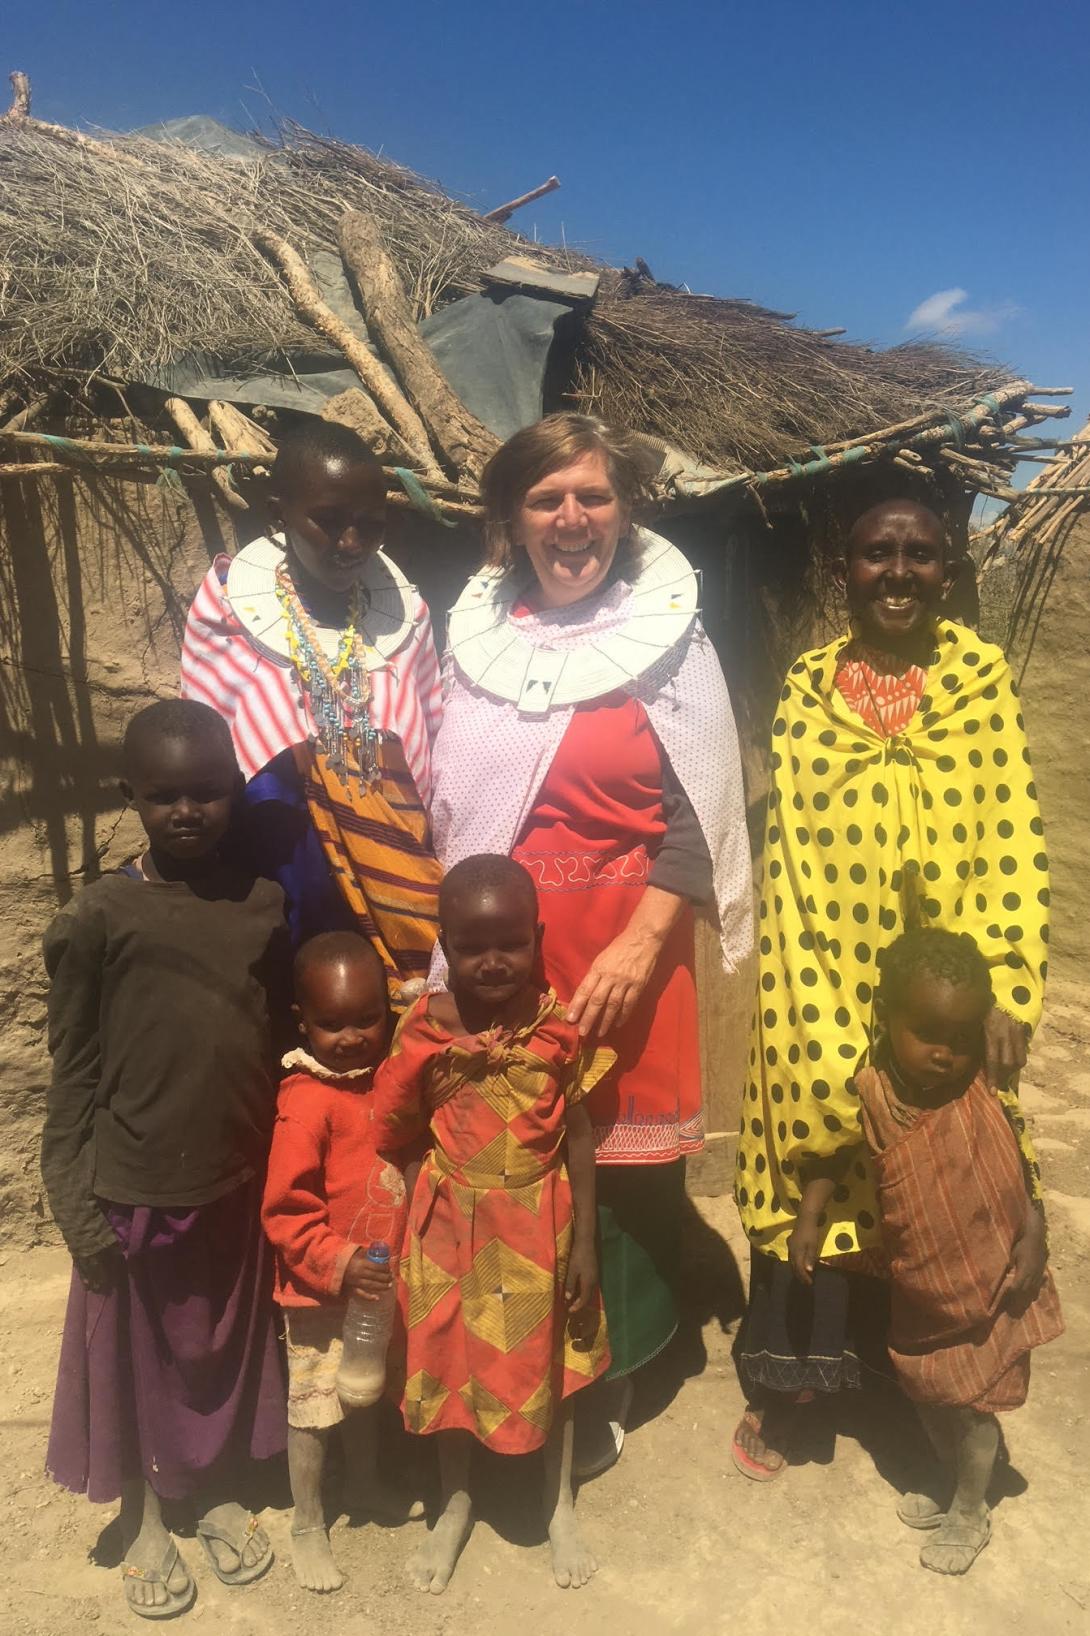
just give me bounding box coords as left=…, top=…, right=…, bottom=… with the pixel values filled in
left=731, top=1408, right=788, bottom=1481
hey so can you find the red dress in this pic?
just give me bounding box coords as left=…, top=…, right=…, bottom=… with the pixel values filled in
left=372, top=992, right=613, bottom=1453
left=512, top=694, right=702, bottom=1165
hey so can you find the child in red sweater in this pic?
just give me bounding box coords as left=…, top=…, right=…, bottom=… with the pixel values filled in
left=262, top=932, right=421, bottom=1594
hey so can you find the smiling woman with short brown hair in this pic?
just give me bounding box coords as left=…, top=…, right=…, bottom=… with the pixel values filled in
left=428, top=412, right=753, bottom=1485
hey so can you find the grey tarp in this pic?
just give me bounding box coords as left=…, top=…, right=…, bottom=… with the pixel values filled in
left=134, top=117, right=572, bottom=439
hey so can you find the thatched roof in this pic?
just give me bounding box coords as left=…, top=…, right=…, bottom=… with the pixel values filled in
left=0, top=111, right=1026, bottom=475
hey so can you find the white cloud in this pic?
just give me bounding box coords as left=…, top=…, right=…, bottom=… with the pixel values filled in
left=904, top=287, right=1019, bottom=338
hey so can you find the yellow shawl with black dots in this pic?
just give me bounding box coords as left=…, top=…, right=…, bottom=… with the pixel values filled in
left=735, top=618, right=1049, bottom=1262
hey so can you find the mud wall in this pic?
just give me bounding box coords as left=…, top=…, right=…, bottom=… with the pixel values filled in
left=982, top=515, right=1090, bottom=975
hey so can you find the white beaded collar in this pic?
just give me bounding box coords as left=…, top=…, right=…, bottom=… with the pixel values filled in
left=225, top=534, right=416, bottom=672
left=281, top=1046, right=376, bottom=1083
left=445, top=527, right=699, bottom=714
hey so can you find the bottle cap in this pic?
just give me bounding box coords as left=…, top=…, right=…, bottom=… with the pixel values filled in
left=366, top=1240, right=391, bottom=1264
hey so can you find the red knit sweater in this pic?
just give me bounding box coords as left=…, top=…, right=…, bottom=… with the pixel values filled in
left=261, top=1054, right=409, bottom=1307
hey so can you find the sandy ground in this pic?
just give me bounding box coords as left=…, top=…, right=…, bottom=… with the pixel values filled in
left=0, top=978, right=1086, bottom=1636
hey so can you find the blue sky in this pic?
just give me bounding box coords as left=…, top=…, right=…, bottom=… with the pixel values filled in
left=8, top=0, right=1090, bottom=467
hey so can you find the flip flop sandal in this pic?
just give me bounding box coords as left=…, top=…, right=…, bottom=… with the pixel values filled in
left=731, top=1409, right=788, bottom=1482
left=122, top=1540, right=196, bottom=1620
left=920, top=1513, right=992, bottom=1576
left=195, top=1513, right=273, bottom=1586
left=896, top=1493, right=947, bottom=1530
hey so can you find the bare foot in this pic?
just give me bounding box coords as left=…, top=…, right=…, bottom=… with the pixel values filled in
left=920, top=1508, right=991, bottom=1575
left=548, top=1509, right=597, bottom=1590
left=345, top=1474, right=426, bottom=1524
left=408, top=1495, right=473, bottom=1595
left=196, top=1501, right=273, bottom=1584
left=291, top=1526, right=344, bottom=1593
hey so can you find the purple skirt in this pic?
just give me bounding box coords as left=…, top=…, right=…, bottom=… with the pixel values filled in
left=46, top=1176, right=286, bottom=1503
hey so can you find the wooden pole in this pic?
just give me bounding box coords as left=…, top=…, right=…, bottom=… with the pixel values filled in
left=4, top=70, right=30, bottom=118
left=164, top=397, right=248, bottom=511
left=253, top=230, right=439, bottom=478
left=337, top=209, right=500, bottom=481
left=208, top=400, right=274, bottom=477
left=483, top=175, right=560, bottom=224
left=320, top=387, right=414, bottom=466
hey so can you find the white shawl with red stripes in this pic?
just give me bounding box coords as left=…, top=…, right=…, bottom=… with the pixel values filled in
left=180, top=550, right=442, bottom=801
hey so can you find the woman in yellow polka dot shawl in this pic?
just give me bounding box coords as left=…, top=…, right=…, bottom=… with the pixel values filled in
left=732, top=499, right=1048, bottom=1480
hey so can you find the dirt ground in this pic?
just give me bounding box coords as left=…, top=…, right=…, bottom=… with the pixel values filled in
left=0, top=979, right=1086, bottom=1636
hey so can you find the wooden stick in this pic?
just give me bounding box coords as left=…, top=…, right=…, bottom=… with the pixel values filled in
left=1009, top=483, right=1090, bottom=499
left=819, top=382, right=1033, bottom=456
left=1022, top=403, right=1072, bottom=420
left=254, top=230, right=438, bottom=476
left=0, top=427, right=477, bottom=495
left=208, top=400, right=274, bottom=478
left=0, top=70, right=146, bottom=168
left=4, top=71, right=30, bottom=118
left=1024, top=386, right=1074, bottom=396
left=0, top=427, right=480, bottom=518
left=208, top=400, right=276, bottom=456
left=164, top=398, right=248, bottom=511
left=321, top=386, right=415, bottom=466
left=337, top=209, right=499, bottom=480
left=386, top=487, right=481, bottom=520
left=0, top=396, right=48, bottom=434
left=0, top=461, right=69, bottom=477
left=482, top=175, right=560, bottom=224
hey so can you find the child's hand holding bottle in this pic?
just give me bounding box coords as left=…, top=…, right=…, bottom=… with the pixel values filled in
left=343, top=1244, right=394, bottom=1301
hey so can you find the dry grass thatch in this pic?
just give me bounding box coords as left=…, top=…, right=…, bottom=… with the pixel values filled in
left=0, top=114, right=1020, bottom=471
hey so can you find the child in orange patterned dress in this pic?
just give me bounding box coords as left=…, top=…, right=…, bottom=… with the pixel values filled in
left=372, top=854, right=613, bottom=1595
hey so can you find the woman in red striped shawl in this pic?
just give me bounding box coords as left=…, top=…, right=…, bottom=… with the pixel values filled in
left=789, top=927, right=1062, bottom=1577
left=181, top=420, right=443, bottom=1002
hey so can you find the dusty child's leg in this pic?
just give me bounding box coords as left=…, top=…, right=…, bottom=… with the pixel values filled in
left=544, top=1401, right=598, bottom=1589
left=408, top=1430, right=473, bottom=1595
left=918, top=1408, right=997, bottom=1575
left=897, top=1404, right=955, bottom=1528
left=119, top=1478, right=193, bottom=1614
left=341, top=1406, right=426, bottom=1522
left=288, top=1425, right=343, bottom=1593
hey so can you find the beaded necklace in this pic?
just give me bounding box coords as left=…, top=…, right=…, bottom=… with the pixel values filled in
left=274, top=562, right=383, bottom=785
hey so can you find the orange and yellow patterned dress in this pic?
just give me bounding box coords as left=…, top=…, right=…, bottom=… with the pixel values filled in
left=371, top=991, right=613, bottom=1453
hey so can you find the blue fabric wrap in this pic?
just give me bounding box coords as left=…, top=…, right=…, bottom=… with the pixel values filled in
left=237, top=749, right=357, bottom=947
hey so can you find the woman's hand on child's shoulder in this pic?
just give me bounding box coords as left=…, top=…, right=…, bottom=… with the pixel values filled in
left=74, top=1244, right=124, bottom=1294
left=343, top=1248, right=393, bottom=1301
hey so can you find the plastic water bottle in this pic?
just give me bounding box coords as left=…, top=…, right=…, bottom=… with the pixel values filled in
left=336, top=1241, right=396, bottom=1409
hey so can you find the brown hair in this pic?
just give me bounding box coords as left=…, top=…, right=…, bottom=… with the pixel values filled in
left=479, top=413, right=652, bottom=568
